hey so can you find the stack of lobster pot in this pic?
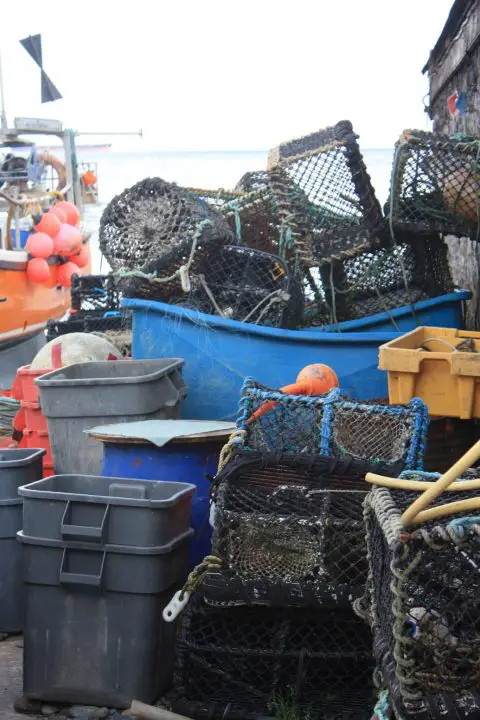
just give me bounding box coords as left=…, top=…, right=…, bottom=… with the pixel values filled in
left=169, top=378, right=430, bottom=720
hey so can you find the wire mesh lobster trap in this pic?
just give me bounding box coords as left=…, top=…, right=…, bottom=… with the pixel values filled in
left=168, top=245, right=295, bottom=328
left=267, top=120, right=385, bottom=267
left=302, top=234, right=453, bottom=328
left=170, top=594, right=375, bottom=720
left=203, top=451, right=403, bottom=608
left=388, top=130, right=479, bottom=240
left=236, top=379, right=429, bottom=470
left=70, top=274, right=121, bottom=316
left=99, top=177, right=234, bottom=300
left=360, top=474, right=480, bottom=720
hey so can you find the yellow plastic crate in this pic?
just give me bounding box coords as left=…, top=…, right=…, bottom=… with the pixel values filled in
left=379, top=326, right=480, bottom=419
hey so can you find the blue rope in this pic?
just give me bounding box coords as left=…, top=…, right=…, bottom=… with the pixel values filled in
left=448, top=516, right=480, bottom=539
left=372, top=690, right=390, bottom=720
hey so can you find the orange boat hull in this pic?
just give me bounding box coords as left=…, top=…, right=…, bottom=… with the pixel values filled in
left=0, top=250, right=91, bottom=344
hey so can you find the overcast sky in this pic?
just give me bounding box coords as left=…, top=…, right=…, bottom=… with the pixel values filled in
left=0, top=0, right=453, bottom=151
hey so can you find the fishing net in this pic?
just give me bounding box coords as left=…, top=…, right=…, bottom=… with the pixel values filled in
left=236, top=379, right=429, bottom=470
left=99, top=177, right=234, bottom=300
left=267, top=120, right=385, bottom=266
left=302, top=234, right=453, bottom=327
left=388, top=131, right=480, bottom=240
left=168, top=245, right=293, bottom=327
left=171, top=594, right=375, bottom=720
left=359, top=476, right=480, bottom=720
left=202, top=451, right=397, bottom=608
left=70, top=274, right=121, bottom=316
left=46, top=314, right=132, bottom=356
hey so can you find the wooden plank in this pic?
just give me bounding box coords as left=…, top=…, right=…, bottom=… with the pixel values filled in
left=428, top=1, right=480, bottom=106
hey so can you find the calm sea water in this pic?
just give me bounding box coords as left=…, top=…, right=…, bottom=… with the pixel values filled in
left=83, top=148, right=394, bottom=273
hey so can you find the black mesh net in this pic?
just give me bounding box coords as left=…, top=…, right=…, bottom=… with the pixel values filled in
left=388, top=130, right=480, bottom=240
left=70, top=274, right=121, bottom=316
left=267, top=120, right=384, bottom=266
left=302, top=235, right=453, bottom=327
left=99, top=177, right=234, bottom=300
left=46, top=314, right=132, bottom=356
left=203, top=451, right=399, bottom=608
left=237, top=379, right=429, bottom=471
left=171, top=595, right=375, bottom=720
left=168, top=245, right=293, bottom=327
left=361, top=476, right=480, bottom=719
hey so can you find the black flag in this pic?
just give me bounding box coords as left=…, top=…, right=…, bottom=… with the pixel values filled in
left=20, top=34, right=62, bottom=103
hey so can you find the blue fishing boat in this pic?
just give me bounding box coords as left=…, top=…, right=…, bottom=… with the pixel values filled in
left=124, top=290, right=469, bottom=421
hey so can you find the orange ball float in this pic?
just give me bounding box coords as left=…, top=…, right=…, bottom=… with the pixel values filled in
left=26, top=232, right=54, bottom=259
left=27, top=257, right=51, bottom=284
left=247, top=363, right=339, bottom=424
left=48, top=206, right=67, bottom=223
left=34, top=212, right=61, bottom=238
left=70, top=244, right=89, bottom=268
left=54, top=201, right=80, bottom=226
left=57, top=261, right=78, bottom=288
left=53, top=224, right=83, bottom=257
left=295, top=363, right=339, bottom=395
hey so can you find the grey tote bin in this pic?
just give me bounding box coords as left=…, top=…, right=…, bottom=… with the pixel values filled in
left=0, top=448, right=44, bottom=632
left=18, top=472, right=195, bottom=707
left=18, top=474, right=196, bottom=548
left=36, top=359, right=187, bottom=475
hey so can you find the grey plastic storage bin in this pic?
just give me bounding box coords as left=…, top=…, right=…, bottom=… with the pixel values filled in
left=0, top=448, right=44, bottom=632
left=19, top=474, right=195, bottom=548
left=19, top=532, right=187, bottom=707
left=36, top=359, right=187, bottom=475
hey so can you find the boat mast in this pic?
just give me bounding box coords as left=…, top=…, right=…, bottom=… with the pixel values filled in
left=0, top=48, right=7, bottom=131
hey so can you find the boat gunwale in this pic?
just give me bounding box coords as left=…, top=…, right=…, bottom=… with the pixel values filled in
left=123, top=291, right=469, bottom=344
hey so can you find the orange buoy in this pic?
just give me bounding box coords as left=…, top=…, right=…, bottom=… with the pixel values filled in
left=26, top=232, right=54, bottom=259
left=70, top=244, right=89, bottom=268
left=48, top=206, right=67, bottom=223
left=34, top=212, right=61, bottom=238
left=82, top=170, right=97, bottom=187
left=54, top=201, right=81, bottom=227
left=27, top=257, right=51, bottom=284
left=246, top=363, right=339, bottom=424
left=53, top=224, right=83, bottom=257
left=57, top=261, right=77, bottom=288
left=296, top=363, right=339, bottom=394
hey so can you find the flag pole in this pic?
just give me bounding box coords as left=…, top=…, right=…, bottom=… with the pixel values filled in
left=0, top=47, right=7, bottom=130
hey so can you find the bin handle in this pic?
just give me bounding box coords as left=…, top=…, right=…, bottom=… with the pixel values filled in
left=366, top=440, right=480, bottom=526
left=61, top=502, right=110, bottom=543
left=59, top=547, right=105, bottom=588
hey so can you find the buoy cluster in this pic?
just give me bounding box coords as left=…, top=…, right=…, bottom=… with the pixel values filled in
left=26, top=201, right=87, bottom=288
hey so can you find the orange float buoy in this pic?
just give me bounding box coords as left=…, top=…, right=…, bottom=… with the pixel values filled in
left=26, top=232, right=55, bottom=259
left=27, top=257, right=51, bottom=284
left=48, top=206, right=67, bottom=223
left=54, top=201, right=81, bottom=226
left=53, top=224, right=82, bottom=257
left=70, top=244, right=89, bottom=268
left=57, top=261, right=77, bottom=288
left=246, top=363, right=339, bottom=424
left=82, top=170, right=97, bottom=187
left=34, top=212, right=61, bottom=238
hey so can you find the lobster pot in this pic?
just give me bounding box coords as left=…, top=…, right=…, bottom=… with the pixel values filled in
left=171, top=595, right=375, bottom=720
left=388, top=130, right=479, bottom=239
left=71, top=274, right=121, bottom=316
left=168, top=245, right=294, bottom=328
left=361, top=476, right=480, bottom=720
left=204, top=451, right=390, bottom=608
left=303, top=235, right=453, bottom=327
left=99, top=178, right=234, bottom=301
left=267, top=120, right=384, bottom=266
left=237, top=379, right=429, bottom=471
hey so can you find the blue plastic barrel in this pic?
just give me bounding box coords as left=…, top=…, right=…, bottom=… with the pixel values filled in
left=100, top=436, right=226, bottom=568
